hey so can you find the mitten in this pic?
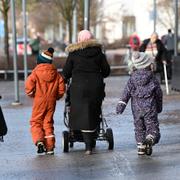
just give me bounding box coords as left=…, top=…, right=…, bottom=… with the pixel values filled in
left=116, top=101, right=126, bottom=114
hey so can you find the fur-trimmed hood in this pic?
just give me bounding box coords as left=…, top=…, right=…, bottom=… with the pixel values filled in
left=65, top=39, right=102, bottom=53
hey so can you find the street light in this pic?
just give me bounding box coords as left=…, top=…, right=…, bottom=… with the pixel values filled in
left=22, top=0, right=28, bottom=80
left=84, top=0, right=90, bottom=30
left=72, top=0, right=77, bottom=43
left=10, top=0, right=20, bottom=105
left=174, top=0, right=178, bottom=56
left=153, top=0, right=157, bottom=32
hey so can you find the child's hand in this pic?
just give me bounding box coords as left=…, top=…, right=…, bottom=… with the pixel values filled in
left=57, top=94, right=63, bottom=100
left=116, top=103, right=122, bottom=114
left=27, top=91, right=35, bottom=98
left=28, top=94, right=34, bottom=98
left=116, top=101, right=126, bottom=114
left=157, top=106, right=162, bottom=114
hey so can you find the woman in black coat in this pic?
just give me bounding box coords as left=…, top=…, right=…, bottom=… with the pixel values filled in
left=139, top=32, right=168, bottom=83
left=62, top=30, right=110, bottom=154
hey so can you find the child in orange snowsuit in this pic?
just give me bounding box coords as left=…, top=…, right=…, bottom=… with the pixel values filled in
left=25, top=47, right=65, bottom=155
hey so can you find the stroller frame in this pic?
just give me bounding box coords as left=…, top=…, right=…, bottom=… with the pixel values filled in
left=62, top=80, right=114, bottom=153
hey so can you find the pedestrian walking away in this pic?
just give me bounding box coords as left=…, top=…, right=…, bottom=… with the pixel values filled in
left=25, top=47, right=65, bottom=155
left=116, top=51, right=163, bottom=156
left=62, top=30, right=110, bottom=155
left=161, top=29, right=175, bottom=80
left=29, top=34, right=40, bottom=56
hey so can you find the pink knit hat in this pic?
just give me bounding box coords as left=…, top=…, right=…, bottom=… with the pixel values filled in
left=78, top=30, right=93, bottom=43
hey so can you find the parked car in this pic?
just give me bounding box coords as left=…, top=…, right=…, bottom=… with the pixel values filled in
left=16, top=38, right=32, bottom=55
left=9, top=37, right=32, bottom=55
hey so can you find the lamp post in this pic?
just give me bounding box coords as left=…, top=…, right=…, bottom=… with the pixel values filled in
left=84, top=0, right=90, bottom=30
left=174, top=0, right=178, bottom=56
left=72, top=0, right=77, bottom=43
left=22, top=0, right=28, bottom=80
left=153, top=0, right=157, bottom=32
left=10, top=0, right=20, bottom=105
left=171, top=0, right=180, bottom=91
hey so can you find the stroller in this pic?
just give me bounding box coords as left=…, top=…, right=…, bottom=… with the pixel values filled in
left=62, top=80, right=114, bottom=153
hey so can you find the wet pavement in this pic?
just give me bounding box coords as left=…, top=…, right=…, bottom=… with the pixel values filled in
left=1, top=76, right=180, bottom=180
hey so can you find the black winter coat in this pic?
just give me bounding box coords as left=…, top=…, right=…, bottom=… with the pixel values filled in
left=139, top=38, right=168, bottom=72
left=62, top=40, right=110, bottom=130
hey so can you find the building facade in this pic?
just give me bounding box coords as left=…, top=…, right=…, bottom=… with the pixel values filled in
left=99, top=0, right=169, bottom=43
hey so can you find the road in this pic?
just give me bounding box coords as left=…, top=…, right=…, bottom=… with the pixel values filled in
left=0, top=76, right=180, bottom=180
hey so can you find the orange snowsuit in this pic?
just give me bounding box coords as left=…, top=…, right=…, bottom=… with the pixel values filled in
left=25, top=64, right=65, bottom=151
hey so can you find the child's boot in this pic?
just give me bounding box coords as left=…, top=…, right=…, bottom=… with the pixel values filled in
left=137, top=143, right=146, bottom=155
left=0, top=136, right=4, bottom=142
left=46, top=149, right=54, bottom=155
left=37, top=141, right=46, bottom=154
left=144, top=134, right=154, bottom=156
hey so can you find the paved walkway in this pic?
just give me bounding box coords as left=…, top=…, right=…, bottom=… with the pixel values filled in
left=0, top=76, right=180, bottom=180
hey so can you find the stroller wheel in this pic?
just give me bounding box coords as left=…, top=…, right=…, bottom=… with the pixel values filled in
left=62, top=131, right=69, bottom=152
left=106, top=128, right=114, bottom=150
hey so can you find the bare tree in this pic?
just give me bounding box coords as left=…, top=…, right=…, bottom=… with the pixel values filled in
left=54, top=0, right=76, bottom=43
left=0, top=0, right=10, bottom=66
left=12, top=0, right=106, bottom=44
left=75, top=0, right=104, bottom=33
left=90, top=0, right=104, bottom=35
left=90, top=0, right=104, bottom=25
left=76, top=0, right=84, bottom=31
left=28, top=2, right=60, bottom=35
left=156, top=0, right=179, bottom=30
left=53, top=0, right=105, bottom=42
left=16, top=0, right=60, bottom=39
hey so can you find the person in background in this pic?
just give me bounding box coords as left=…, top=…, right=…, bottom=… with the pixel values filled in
left=116, top=52, right=162, bottom=155
left=139, top=32, right=167, bottom=83
left=126, top=32, right=141, bottom=74
left=129, top=32, right=141, bottom=51
left=25, top=47, right=65, bottom=155
left=62, top=30, right=110, bottom=155
left=161, top=29, right=174, bottom=80
left=29, top=34, right=40, bottom=56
